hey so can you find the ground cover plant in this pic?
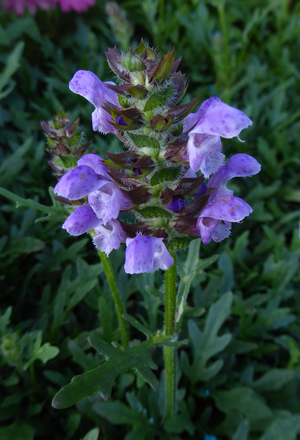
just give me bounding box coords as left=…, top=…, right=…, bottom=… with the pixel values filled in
left=0, top=1, right=300, bottom=439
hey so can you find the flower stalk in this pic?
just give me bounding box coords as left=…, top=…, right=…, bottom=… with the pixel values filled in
left=164, top=250, right=177, bottom=419
left=97, top=250, right=129, bottom=347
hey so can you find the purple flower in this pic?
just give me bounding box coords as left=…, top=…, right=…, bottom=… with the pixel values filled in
left=207, top=153, right=261, bottom=198
left=186, top=134, right=224, bottom=177
left=88, top=182, right=132, bottom=224
left=77, top=153, right=110, bottom=180
left=69, top=71, right=119, bottom=134
left=184, top=97, right=252, bottom=138
left=124, top=235, right=174, bottom=274
left=183, top=97, right=252, bottom=177
left=62, top=205, right=101, bottom=236
left=54, top=165, right=105, bottom=200
left=168, top=196, right=185, bottom=212
left=54, top=154, right=132, bottom=228
left=93, top=219, right=127, bottom=255
left=196, top=195, right=253, bottom=244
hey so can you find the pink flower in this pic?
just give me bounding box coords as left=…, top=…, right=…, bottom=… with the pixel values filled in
left=56, top=0, right=94, bottom=12
left=2, top=0, right=55, bottom=15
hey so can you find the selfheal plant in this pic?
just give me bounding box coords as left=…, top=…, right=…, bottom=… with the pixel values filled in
left=41, top=41, right=260, bottom=421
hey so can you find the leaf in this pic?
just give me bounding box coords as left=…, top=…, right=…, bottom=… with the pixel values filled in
left=23, top=332, right=59, bottom=370
left=213, top=387, right=273, bottom=420
left=52, top=337, right=158, bottom=409
left=0, top=306, right=12, bottom=336
left=0, top=423, right=34, bottom=440
left=259, top=415, right=300, bottom=440
left=0, top=186, right=67, bottom=222
left=81, top=428, right=100, bottom=440
left=7, top=237, right=45, bottom=255
left=232, top=419, right=250, bottom=440
left=93, top=401, right=153, bottom=440
left=150, top=166, right=181, bottom=186
left=144, top=86, right=174, bottom=112
left=251, top=369, right=295, bottom=392
left=0, top=137, right=32, bottom=186
left=0, top=41, right=24, bottom=94
left=183, top=292, right=232, bottom=384
left=123, top=314, right=153, bottom=337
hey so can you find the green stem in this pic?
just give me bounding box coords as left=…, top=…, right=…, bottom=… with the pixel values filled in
left=164, top=250, right=177, bottom=419
left=97, top=250, right=129, bottom=347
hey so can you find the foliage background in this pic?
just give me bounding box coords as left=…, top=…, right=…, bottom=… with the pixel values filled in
left=0, top=0, right=300, bottom=439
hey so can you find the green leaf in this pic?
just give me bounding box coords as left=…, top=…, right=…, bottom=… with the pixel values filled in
left=0, top=137, right=32, bottom=186
left=121, top=48, right=146, bottom=72
left=144, top=86, right=174, bottom=112
left=0, top=306, right=12, bottom=336
left=167, top=237, right=194, bottom=251
left=137, top=206, right=172, bottom=219
left=259, top=415, right=300, bottom=440
left=145, top=285, right=164, bottom=302
left=0, top=41, right=24, bottom=94
left=23, top=332, right=59, bottom=370
left=81, top=428, right=100, bottom=440
left=123, top=314, right=153, bottom=337
left=52, top=337, right=158, bottom=409
left=0, top=423, right=34, bottom=440
left=232, top=419, right=250, bottom=440
left=0, top=186, right=68, bottom=222
left=93, top=401, right=153, bottom=440
left=182, top=292, right=232, bottom=384
left=251, top=369, right=295, bottom=392
left=150, top=166, right=181, bottom=186
left=7, top=237, right=45, bottom=255
left=125, top=132, right=160, bottom=150
left=213, top=387, right=273, bottom=420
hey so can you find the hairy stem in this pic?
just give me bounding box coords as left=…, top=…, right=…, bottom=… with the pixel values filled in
left=164, top=250, right=177, bottom=419
left=97, top=250, right=129, bottom=347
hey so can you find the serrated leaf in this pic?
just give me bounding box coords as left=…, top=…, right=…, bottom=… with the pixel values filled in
left=150, top=167, right=181, bottom=186
left=121, top=48, right=146, bottom=72
left=93, top=401, right=153, bottom=440
left=125, top=132, right=160, bottom=150
left=144, top=86, right=174, bottom=112
left=123, top=314, right=153, bottom=337
left=251, top=369, right=295, bottom=392
left=52, top=337, right=158, bottom=408
left=185, top=293, right=232, bottom=384
left=213, top=387, right=273, bottom=420
left=0, top=186, right=68, bottom=222
left=258, top=415, right=300, bottom=440
left=137, top=207, right=172, bottom=219
left=168, top=237, right=194, bottom=251
left=145, top=285, right=164, bottom=302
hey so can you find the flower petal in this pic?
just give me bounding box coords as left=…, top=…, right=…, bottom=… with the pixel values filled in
left=152, top=242, right=174, bottom=271
left=93, top=219, right=127, bottom=255
left=54, top=165, right=103, bottom=200
left=69, top=70, right=117, bottom=108
left=88, top=183, right=131, bottom=224
left=208, top=153, right=261, bottom=197
left=124, top=235, right=163, bottom=274
left=212, top=221, right=232, bottom=243
left=185, top=97, right=252, bottom=139
left=198, top=195, right=253, bottom=223
left=186, top=133, right=224, bottom=177
left=92, top=107, right=116, bottom=135
left=62, top=205, right=101, bottom=236
left=78, top=153, right=110, bottom=179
